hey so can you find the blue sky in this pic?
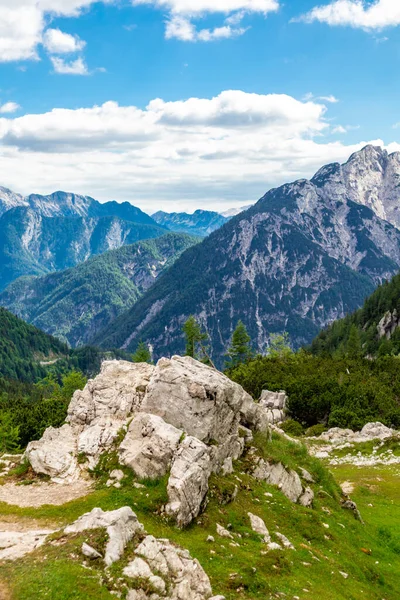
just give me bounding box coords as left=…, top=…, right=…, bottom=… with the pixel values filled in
left=1, top=0, right=400, bottom=213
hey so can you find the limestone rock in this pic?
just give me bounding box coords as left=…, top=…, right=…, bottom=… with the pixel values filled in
left=216, top=524, right=233, bottom=540
left=0, top=529, right=54, bottom=561
left=259, top=390, right=288, bottom=425
left=275, top=532, right=295, bottom=549
left=25, top=424, right=79, bottom=483
left=68, top=360, right=154, bottom=427
left=299, top=486, right=314, bottom=507
left=77, top=417, right=122, bottom=468
left=64, top=507, right=144, bottom=566
left=166, top=436, right=212, bottom=528
left=142, top=356, right=252, bottom=443
left=253, top=459, right=311, bottom=505
left=248, top=513, right=270, bottom=543
left=82, top=542, right=102, bottom=559
left=119, top=413, right=182, bottom=480
left=131, top=535, right=213, bottom=600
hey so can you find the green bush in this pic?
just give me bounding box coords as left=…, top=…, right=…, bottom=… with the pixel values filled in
left=305, top=424, right=327, bottom=437
left=280, top=419, right=304, bottom=437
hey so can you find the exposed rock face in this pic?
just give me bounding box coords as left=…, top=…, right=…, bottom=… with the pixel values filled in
left=25, top=424, right=79, bottom=484
left=318, top=422, right=395, bottom=444
left=377, top=310, right=400, bottom=339
left=248, top=512, right=270, bottom=543
left=253, top=459, right=314, bottom=507
left=65, top=507, right=144, bottom=567
left=166, top=436, right=212, bottom=527
left=119, top=413, right=182, bottom=480
left=259, top=390, right=287, bottom=425
left=141, top=356, right=251, bottom=444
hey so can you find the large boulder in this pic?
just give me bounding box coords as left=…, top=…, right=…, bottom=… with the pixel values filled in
left=119, top=413, right=183, bottom=480
left=142, top=356, right=252, bottom=443
left=25, top=424, right=79, bottom=483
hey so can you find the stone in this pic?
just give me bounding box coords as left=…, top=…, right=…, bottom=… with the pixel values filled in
left=119, top=413, right=182, bottom=480
left=253, top=459, right=304, bottom=504
left=275, top=532, right=295, bottom=550
left=133, top=535, right=213, bottom=600
left=216, top=524, right=234, bottom=540
left=247, top=513, right=271, bottom=543
left=82, top=542, right=102, bottom=559
left=360, top=422, right=394, bottom=440
left=0, top=529, right=54, bottom=561
left=64, top=507, right=144, bottom=566
left=299, top=468, right=314, bottom=483
left=299, top=486, right=314, bottom=507
left=142, top=356, right=252, bottom=443
left=267, top=542, right=282, bottom=551
left=166, top=436, right=212, bottom=528
left=25, top=424, right=79, bottom=483
left=221, top=457, right=233, bottom=475
left=207, top=535, right=215, bottom=542
left=67, top=360, right=155, bottom=427
left=110, top=469, right=125, bottom=481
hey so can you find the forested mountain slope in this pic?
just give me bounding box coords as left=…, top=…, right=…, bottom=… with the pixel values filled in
left=0, top=233, right=199, bottom=347
left=0, top=207, right=166, bottom=291
left=311, top=272, right=400, bottom=358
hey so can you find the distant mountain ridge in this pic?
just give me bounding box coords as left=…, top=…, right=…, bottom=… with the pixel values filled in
left=152, top=209, right=229, bottom=237
left=94, top=145, right=400, bottom=364
left=0, top=233, right=199, bottom=347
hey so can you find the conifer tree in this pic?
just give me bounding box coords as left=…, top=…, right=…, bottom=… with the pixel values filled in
left=132, top=341, right=152, bottom=363
left=346, top=324, right=362, bottom=359
left=226, top=320, right=253, bottom=367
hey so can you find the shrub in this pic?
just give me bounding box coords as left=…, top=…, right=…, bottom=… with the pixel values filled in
left=305, top=424, right=327, bottom=437
left=280, top=419, right=304, bottom=437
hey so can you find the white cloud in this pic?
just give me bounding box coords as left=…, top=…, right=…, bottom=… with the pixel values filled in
left=43, top=28, right=86, bottom=54
left=0, top=102, right=20, bottom=114
left=135, top=0, right=279, bottom=41
left=165, top=15, right=247, bottom=40
left=298, top=0, right=400, bottom=30
left=319, top=95, right=339, bottom=103
left=0, top=0, right=111, bottom=63
left=0, top=90, right=392, bottom=212
left=50, top=56, right=88, bottom=75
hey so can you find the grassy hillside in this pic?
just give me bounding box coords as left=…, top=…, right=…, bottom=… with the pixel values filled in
left=0, top=432, right=399, bottom=600
left=0, top=233, right=199, bottom=347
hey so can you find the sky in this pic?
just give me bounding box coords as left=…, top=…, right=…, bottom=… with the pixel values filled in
left=1, top=0, right=400, bottom=213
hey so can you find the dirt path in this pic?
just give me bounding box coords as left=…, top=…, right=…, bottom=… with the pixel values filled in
left=0, top=480, right=92, bottom=508
left=0, top=581, right=11, bottom=600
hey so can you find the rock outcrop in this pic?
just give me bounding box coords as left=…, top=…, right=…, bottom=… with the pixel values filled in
left=259, top=390, right=287, bottom=425
left=25, top=356, right=317, bottom=525
left=0, top=529, right=55, bottom=561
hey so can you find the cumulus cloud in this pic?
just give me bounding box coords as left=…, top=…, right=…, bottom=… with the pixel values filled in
left=50, top=56, right=89, bottom=75
left=298, top=0, right=400, bottom=30
left=134, top=0, right=280, bottom=41
left=0, top=0, right=110, bottom=63
left=0, top=90, right=394, bottom=212
left=0, top=102, right=20, bottom=114
left=43, top=28, right=86, bottom=54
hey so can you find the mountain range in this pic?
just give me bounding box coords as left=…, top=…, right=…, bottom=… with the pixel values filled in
left=152, top=209, right=230, bottom=237
left=0, top=233, right=198, bottom=347
left=94, top=145, right=400, bottom=363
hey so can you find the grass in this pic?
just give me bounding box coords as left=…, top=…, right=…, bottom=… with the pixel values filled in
left=1, top=437, right=400, bottom=599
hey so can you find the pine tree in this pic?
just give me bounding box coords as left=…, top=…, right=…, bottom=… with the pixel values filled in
left=346, top=324, right=362, bottom=359
left=226, top=320, right=253, bottom=367
left=267, top=332, right=293, bottom=359
left=183, top=316, right=209, bottom=361
left=132, top=341, right=152, bottom=364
